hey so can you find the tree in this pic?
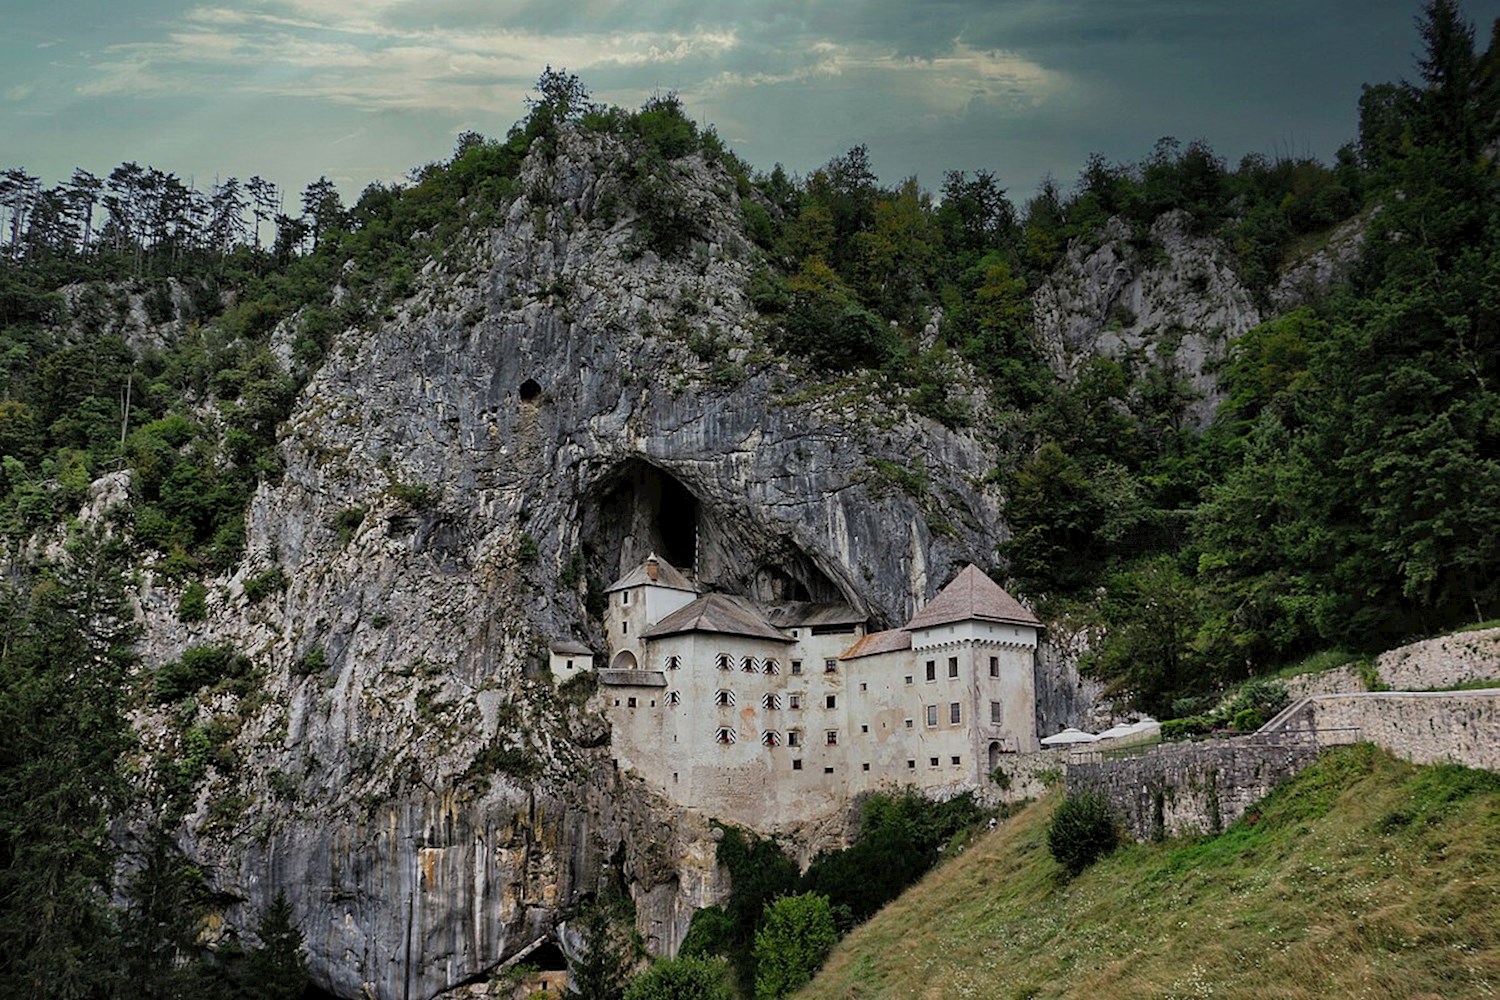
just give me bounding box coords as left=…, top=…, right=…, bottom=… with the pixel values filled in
left=300, top=177, right=345, bottom=252
left=1047, top=793, right=1119, bottom=875
left=237, top=891, right=309, bottom=1000
left=624, top=955, right=734, bottom=1000
left=751, top=893, right=837, bottom=1000
left=568, top=898, right=631, bottom=1000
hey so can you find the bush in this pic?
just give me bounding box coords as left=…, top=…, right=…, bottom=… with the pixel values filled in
left=242, top=566, right=287, bottom=603
left=177, top=580, right=208, bottom=622
left=752, top=893, right=837, bottom=1000
left=152, top=644, right=251, bottom=703
left=1161, top=715, right=1212, bottom=741
left=292, top=646, right=327, bottom=677
left=1047, top=792, right=1119, bottom=876
left=625, top=955, right=734, bottom=1000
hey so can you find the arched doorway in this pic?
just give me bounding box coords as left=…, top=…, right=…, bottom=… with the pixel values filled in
left=988, top=741, right=1001, bottom=772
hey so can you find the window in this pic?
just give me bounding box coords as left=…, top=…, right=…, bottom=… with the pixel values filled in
left=667, top=691, right=681, bottom=706
left=621, top=591, right=630, bottom=606
left=948, top=657, right=958, bottom=679
left=741, top=656, right=758, bottom=673
left=862, top=762, right=870, bottom=771
left=904, top=675, right=913, bottom=685
left=621, top=621, right=628, bottom=634
left=762, top=693, right=782, bottom=710
left=950, top=702, right=961, bottom=724
left=791, top=660, right=803, bottom=675
left=788, top=730, right=802, bottom=747
left=825, top=694, right=837, bottom=709
left=792, top=759, right=803, bottom=770
left=926, top=705, right=938, bottom=727
left=990, top=700, right=1002, bottom=723
left=715, top=690, right=736, bottom=707
left=715, top=727, right=736, bottom=744
left=665, top=655, right=681, bottom=670
left=907, top=759, right=916, bottom=769
left=989, top=656, right=999, bottom=678
left=859, top=682, right=867, bottom=691
left=824, top=658, right=837, bottom=673
left=823, top=766, right=834, bottom=774
left=627, top=697, right=637, bottom=708
left=716, top=653, right=732, bottom=671
left=930, top=757, right=939, bottom=767
left=763, top=658, right=780, bottom=676
left=788, top=693, right=803, bottom=710
left=762, top=731, right=782, bottom=747
left=951, top=756, right=961, bottom=766
left=826, top=730, right=838, bottom=746
left=860, top=724, right=869, bottom=733
left=565, top=659, right=574, bottom=670
left=925, top=660, right=936, bottom=682
left=904, top=718, right=913, bottom=729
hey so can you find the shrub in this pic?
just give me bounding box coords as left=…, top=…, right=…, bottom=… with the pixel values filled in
left=292, top=645, right=327, bottom=677
left=177, top=580, right=208, bottom=622
left=625, top=955, right=734, bottom=1000
left=1232, top=706, right=1266, bottom=732
left=153, top=644, right=251, bottom=703
left=1047, top=792, right=1119, bottom=876
left=331, top=506, right=366, bottom=544
left=1161, top=715, right=1212, bottom=740
left=243, top=566, right=288, bottom=603
left=752, top=893, right=837, bottom=1000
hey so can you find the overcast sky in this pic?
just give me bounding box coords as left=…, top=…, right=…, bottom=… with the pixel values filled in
left=5, top=0, right=1499, bottom=206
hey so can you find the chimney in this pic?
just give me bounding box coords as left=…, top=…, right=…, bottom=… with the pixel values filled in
left=645, top=555, right=660, bottom=582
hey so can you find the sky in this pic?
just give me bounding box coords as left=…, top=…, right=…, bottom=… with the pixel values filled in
left=4, top=0, right=1499, bottom=207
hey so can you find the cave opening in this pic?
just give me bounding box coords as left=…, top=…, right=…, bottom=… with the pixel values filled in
left=582, top=460, right=699, bottom=582
left=527, top=940, right=569, bottom=972
left=519, top=378, right=542, bottom=403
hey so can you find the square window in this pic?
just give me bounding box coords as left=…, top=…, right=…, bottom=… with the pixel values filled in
left=792, top=759, right=803, bottom=770
left=824, top=658, right=837, bottom=673
left=788, top=730, right=802, bottom=747
left=905, top=718, right=913, bottom=729
left=926, top=705, right=938, bottom=727
left=826, top=694, right=837, bottom=709
left=789, top=694, right=803, bottom=710
left=948, top=657, right=958, bottom=678
left=627, top=697, right=637, bottom=708
left=950, top=702, right=961, bottom=724
left=860, top=724, right=869, bottom=733
left=862, top=762, right=870, bottom=772
left=825, top=730, right=838, bottom=746
left=859, top=682, right=867, bottom=692
left=791, top=660, right=803, bottom=674
left=904, top=675, right=913, bottom=685
left=565, top=659, right=574, bottom=670
left=989, top=656, right=999, bottom=678
left=929, top=757, right=939, bottom=767
left=907, top=759, right=916, bottom=769
left=925, top=660, right=936, bottom=681
left=951, top=756, right=961, bottom=766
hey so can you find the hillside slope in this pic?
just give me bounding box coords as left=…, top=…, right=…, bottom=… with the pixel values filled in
left=799, top=745, right=1500, bottom=999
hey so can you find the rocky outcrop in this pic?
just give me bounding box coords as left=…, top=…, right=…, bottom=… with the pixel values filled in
left=1269, top=211, right=1371, bottom=312
left=1032, top=211, right=1262, bottom=428
left=129, top=129, right=1016, bottom=999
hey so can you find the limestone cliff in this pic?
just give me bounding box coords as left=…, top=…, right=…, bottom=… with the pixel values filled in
left=128, top=129, right=1011, bottom=999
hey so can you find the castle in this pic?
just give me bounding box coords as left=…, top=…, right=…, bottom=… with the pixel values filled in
left=551, top=555, right=1041, bottom=828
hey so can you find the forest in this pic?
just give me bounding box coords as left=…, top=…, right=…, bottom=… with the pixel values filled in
left=0, top=0, right=1498, bottom=995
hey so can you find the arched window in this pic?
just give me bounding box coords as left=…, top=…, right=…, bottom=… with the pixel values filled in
left=762, top=658, right=780, bottom=675
left=762, top=693, right=781, bottom=710
left=741, top=656, right=758, bottom=673
left=667, top=691, right=681, bottom=706
left=715, top=727, right=737, bottom=745
left=716, top=653, right=732, bottom=671
left=761, top=731, right=782, bottom=747
left=664, top=655, right=682, bottom=671
left=715, top=690, right=736, bottom=707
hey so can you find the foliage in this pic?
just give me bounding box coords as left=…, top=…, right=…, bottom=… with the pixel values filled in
left=752, top=893, right=838, bottom=1000
left=1047, top=792, right=1119, bottom=876
left=568, top=892, right=634, bottom=1000
left=177, top=579, right=208, bottom=622
left=152, top=643, right=251, bottom=702
left=624, top=955, right=734, bottom=1000
left=237, top=891, right=310, bottom=1000
left=242, top=566, right=288, bottom=603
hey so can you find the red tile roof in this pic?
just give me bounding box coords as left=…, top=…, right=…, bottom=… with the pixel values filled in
left=839, top=629, right=913, bottom=660
left=903, top=565, right=1041, bottom=630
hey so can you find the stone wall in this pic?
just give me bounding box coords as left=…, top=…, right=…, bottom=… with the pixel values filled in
left=1284, top=627, right=1500, bottom=698
left=1065, top=739, right=1321, bottom=841
left=1274, top=690, right=1500, bottom=771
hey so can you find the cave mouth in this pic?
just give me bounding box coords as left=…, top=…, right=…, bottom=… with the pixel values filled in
left=582, top=459, right=700, bottom=579
left=528, top=940, right=568, bottom=972
left=519, top=378, right=542, bottom=403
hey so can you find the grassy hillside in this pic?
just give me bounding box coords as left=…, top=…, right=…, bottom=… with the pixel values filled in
left=799, top=745, right=1500, bottom=999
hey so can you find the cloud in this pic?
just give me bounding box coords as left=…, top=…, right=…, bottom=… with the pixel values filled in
left=5, top=83, right=36, bottom=101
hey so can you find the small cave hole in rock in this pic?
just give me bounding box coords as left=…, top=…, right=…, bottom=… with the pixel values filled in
left=519, top=378, right=542, bottom=403
left=527, top=940, right=569, bottom=972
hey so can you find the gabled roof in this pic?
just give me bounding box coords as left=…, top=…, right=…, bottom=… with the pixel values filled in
left=641, top=593, right=795, bottom=643
left=550, top=639, right=593, bottom=656
left=765, top=602, right=866, bottom=628
left=903, top=565, right=1041, bottom=631
left=604, top=553, right=699, bottom=594
left=839, top=629, right=912, bottom=661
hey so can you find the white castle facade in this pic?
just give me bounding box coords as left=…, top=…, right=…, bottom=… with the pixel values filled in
left=550, top=555, right=1041, bottom=828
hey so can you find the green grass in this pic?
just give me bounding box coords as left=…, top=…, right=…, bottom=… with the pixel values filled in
left=798, top=745, right=1500, bottom=1000
left=1268, top=647, right=1368, bottom=681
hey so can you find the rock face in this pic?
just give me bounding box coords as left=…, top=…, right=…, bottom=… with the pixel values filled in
left=1032, top=210, right=1263, bottom=428
left=132, top=130, right=1015, bottom=999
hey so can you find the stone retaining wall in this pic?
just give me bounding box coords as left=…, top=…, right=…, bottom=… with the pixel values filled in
left=1275, top=690, right=1500, bottom=771
left=1285, top=627, right=1500, bottom=698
